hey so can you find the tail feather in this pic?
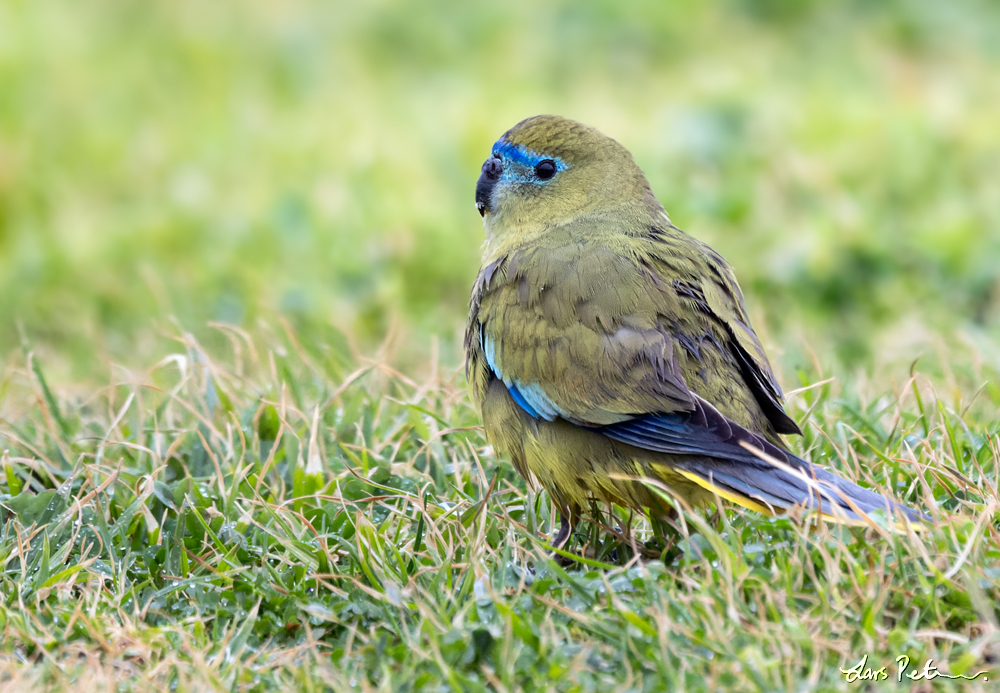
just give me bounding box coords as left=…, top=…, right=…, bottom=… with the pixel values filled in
left=598, top=397, right=927, bottom=526
left=678, top=453, right=926, bottom=525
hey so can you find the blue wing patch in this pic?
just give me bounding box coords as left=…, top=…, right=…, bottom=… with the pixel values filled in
left=481, top=328, right=563, bottom=421
left=509, top=380, right=564, bottom=420
left=507, top=383, right=542, bottom=419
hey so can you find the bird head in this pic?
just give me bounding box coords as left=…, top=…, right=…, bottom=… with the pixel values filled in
left=475, top=115, right=659, bottom=244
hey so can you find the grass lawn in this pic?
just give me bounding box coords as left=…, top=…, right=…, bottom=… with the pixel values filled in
left=1, top=0, right=999, bottom=690
left=1, top=329, right=998, bottom=691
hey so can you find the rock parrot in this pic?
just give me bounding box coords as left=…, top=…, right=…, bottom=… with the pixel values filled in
left=465, top=115, right=924, bottom=548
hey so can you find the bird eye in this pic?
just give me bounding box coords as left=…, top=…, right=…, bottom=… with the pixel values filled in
left=534, top=159, right=557, bottom=180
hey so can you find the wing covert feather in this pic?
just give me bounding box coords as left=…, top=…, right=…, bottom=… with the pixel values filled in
left=476, top=243, right=695, bottom=426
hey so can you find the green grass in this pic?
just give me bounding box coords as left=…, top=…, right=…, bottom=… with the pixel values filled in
left=1, top=326, right=998, bottom=691
left=2, top=0, right=1000, bottom=689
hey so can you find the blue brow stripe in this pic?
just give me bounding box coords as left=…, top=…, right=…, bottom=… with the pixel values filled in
left=492, top=140, right=568, bottom=171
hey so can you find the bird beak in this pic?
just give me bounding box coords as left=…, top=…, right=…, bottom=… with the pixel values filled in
left=475, top=156, right=503, bottom=217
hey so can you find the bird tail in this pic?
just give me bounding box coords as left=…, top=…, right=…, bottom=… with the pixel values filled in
left=666, top=445, right=927, bottom=529
left=600, top=399, right=927, bottom=529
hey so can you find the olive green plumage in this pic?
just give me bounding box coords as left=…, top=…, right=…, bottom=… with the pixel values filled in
left=465, top=115, right=922, bottom=542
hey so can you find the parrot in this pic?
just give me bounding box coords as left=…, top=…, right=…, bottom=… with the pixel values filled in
left=464, top=114, right=924, bottom=548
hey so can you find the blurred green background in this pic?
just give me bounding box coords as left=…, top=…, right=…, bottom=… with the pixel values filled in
left=2, top=0, right=999, bottom=381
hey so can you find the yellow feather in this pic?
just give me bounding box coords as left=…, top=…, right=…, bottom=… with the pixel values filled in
left=672, top=469, right=776, bottom=516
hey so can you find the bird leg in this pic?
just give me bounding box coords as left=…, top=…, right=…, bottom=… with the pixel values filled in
left=549, top=513, right=580, bottom=567
left=649, top=507, right=682, bottom=561
left=552, top=514, right=575, bottom=550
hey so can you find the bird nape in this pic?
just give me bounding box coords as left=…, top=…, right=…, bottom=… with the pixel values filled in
left=464, top=114, right=926, bottom=550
